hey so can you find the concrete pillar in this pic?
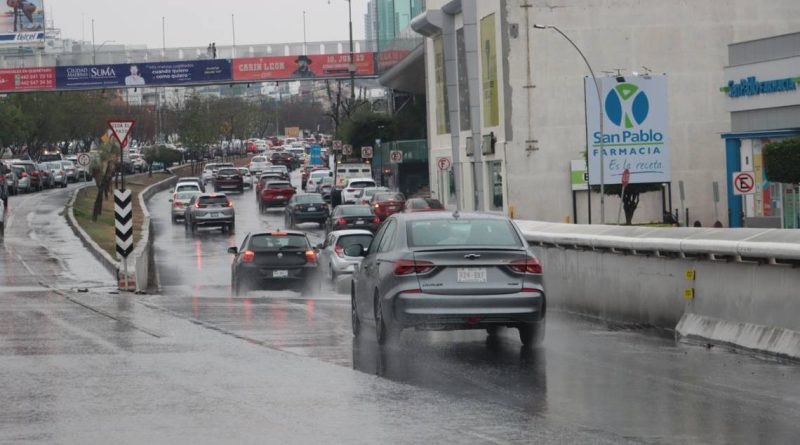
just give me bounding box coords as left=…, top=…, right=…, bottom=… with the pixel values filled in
left=461, top=0, right=486, bottom=212
left=725, top=137, right=742, bottom=228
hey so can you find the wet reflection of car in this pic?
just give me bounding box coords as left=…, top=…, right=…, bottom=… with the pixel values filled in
left=184, top=193, right=236, bottom=233
left=284, top=193, right=329, bottom=228
left=228, top=230, right=320, bottom=295
left=349, top=212, right=546, bottom=347
left=317, top=230, right=373, bottom=283
left=324, top=205, right=381, bottom=235
left=169, top=191, right=201, bottom=223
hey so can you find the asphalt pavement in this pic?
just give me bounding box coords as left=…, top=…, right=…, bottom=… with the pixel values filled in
left=1, top=174, right=800, bottom=444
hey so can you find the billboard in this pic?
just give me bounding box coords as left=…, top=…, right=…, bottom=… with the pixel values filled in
left=56, top=60, right=232, bottom=90
left=0, top=67, right=54, bottom=91
left=585, top=74, right=671, bottom=185
left=0, top=0, right=45, bottom=45
left=233, top=53, right=375, bottom=81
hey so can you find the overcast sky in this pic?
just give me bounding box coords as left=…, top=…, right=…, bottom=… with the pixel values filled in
left=49, top=0, right=367, bottom=49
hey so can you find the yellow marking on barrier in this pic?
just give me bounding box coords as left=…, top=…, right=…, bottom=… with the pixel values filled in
left=683, top=288, right=695, bottom=300
left=685, top=269, right=696, bottom=281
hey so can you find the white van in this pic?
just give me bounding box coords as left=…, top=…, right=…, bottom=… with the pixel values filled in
left=336, top=163, right=373, bottom=186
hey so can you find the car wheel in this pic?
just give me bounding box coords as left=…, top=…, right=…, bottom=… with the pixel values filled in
left=375, top=292, right=393, bottom=345
left=351, top=284, right=360, bottom=337
left=171, top=215, right=178, bottom=224
left=329, top=262, right=337, bottom=283
left=229, top=221, right=235, bottom=233
left=518, top=320, right=545, bottom=347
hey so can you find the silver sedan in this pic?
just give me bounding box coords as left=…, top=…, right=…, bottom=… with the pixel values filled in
left=349, top=212, right=546, bottom=346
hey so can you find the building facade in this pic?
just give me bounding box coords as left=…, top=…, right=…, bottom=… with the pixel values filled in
left=413, top=0, right=800, bottom=225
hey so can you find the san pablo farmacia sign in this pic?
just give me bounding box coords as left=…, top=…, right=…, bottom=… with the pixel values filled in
left=585, top=74, right=671, bottom=185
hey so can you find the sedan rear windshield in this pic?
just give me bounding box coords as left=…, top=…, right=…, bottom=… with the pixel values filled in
left=374, top=193, right=404, bottom=202
left=251, top=156, right=266, bottom=163
left=176, top=184, right=200, bottom=192
left=337, top=234, right=373, bottom=249
left=217, top=169, right=239, bottom=176
left=337, top=206, right=374, bottom=217
left=348, top=181, right=375, bottom=189
left=407, top=219, right=522, bottom=248
left=267, top=182, right=292, bottom=189
left=198, top=196, right=229, bottom=206
left=176, top=192, right=199, bottom=200
left=295, top=195, right=324, bottom=204
left=249, top=234, right=309, bottom=251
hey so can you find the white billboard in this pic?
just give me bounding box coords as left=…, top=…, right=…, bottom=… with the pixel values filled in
left=585, top=74, right=671, bottom=185
left=0, top=0, right=45, bottom=46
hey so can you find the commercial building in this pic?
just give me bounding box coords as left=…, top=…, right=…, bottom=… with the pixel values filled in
left=721, top=32, right=800, bottom=229
left=410, top=0, right=800, bottom=225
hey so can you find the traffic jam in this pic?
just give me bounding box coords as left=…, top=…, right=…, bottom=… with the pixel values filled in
left=167, top=148, right=546, bottom=347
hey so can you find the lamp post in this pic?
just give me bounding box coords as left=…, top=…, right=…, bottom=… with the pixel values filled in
left=302, top=10, right=307, bottom=55
left=347, top=0, right=355, bottom=100
left=533, top=24, right=606, bottom=223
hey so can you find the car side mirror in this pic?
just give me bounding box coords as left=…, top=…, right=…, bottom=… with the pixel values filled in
left=227, top=247, right=238, bottom=254
left=343, top=244, right=365, bottom=258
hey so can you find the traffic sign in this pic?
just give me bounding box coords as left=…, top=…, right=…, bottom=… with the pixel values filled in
left=114, top=189, right=134, bottom=258
left=361, top=146, right=373, bottom=159
left=107, top=120, right=136, bottom=148
left=333, top=140, right=342, bottom=151
left=622, top=169, right=631, bottom=187
left=343, top=144, right=353, bottom=156
left=436, top=157, right=452, bottom=171
left=76, top=153, right=91, bottom=168
left=732, top=171, right=756, bottom=195
left=389, top=150, right=403, bottom=164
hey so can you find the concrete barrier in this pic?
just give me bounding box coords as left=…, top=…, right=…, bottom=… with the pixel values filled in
left=132, top=174, right=178, bottom=293
left=516, top=221, right=800, bottom=360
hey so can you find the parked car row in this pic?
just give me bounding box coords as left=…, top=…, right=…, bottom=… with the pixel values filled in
left=1, top=157, right=88, bottom=196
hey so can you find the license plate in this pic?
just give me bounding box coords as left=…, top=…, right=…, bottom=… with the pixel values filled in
left=210, top=212, right=219, bottom=218
left=388, top=206, right=397, bottom=211
left=355, top=220, right=365, bottom=225
left=273, top=270, right=289, bottom=278
left=276, top=195, right=284, bottom=199
left=307, top=207, right=316, bottom=211
left=457, top=268, right=487, bottom=283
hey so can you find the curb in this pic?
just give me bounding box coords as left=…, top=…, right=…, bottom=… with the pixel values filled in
left=65, top=183, right=120, bottom=281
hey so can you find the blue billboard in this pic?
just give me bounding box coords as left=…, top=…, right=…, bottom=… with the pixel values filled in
left=310, top=145, right=322, bottom=166
left=55, top=60, right=232, bottom=90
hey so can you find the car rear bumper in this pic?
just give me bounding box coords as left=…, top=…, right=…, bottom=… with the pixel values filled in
left=194, top=216, right=234, bottom=226
left=236, top=264, right=317, bottom=286
left=294, top=211, right=329, bottom=222
left=215, top=182, right=243, bottom=189
left=263, top=199, right=290, bottom=207
left=171, top=208, right=187, bottom=217
left=392, top=289, right=545, bottom=328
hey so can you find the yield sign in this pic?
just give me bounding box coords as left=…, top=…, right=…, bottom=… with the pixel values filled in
left=107, top=120, right=136, bottom=148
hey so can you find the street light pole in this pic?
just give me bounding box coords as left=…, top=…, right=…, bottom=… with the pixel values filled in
left=534, top=24, right=606, bottom=223
left=347, top=0, right=355, bottom=100
left=91, top=18, right=95, bottom=64
left=302, top=10, right=307, bottom=55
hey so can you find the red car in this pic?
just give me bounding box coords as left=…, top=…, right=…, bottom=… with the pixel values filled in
left=370, top=192, right=406, bottom=221
left=404, top=198, right=445, bottom=213
left=259, top=180, right=295, bottom=213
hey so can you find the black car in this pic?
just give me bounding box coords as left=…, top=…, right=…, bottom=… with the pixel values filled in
left=213, top=167, right=244, bottom=193
left=228, top=231, right=319, bottom=295
left=324, top=205, right=381, bottom=235
left=270, top=152, right=295, bottom=171
left=284, top=193, right=329, bottom=228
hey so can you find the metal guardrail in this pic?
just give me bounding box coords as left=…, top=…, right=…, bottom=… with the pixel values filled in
left=516, top=221, right=800, bottom=264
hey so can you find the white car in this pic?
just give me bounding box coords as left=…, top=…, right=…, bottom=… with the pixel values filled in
left=238, top=167, right=253, bottom=189
left=248, top=156, right=270, bottom=175
left=60, top=161, right=78, bottom=182
left=174, top=182, right=203, bottom=194
left=306, top=169, right=332, bottom=192
left=341, top=178, right=377, bottom=204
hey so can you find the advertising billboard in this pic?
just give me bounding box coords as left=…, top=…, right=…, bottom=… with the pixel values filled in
left=56, top=60, right=232, bottom=90
left=233, top=53, right=375, bottom=81
left=0, top=67, right=54, bottom=91
left=0, top=0, right=45, bottom=45
left=585, top=74, right=671, bottom=185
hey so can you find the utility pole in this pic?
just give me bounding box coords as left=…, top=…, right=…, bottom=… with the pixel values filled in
left=91, top=19, right=95, bottom=64
left=161, top=16, right=166, bottom=60
left=302, top=10, right=307, bottom=55
left=347, top=0, right=355, bottom=100
left=231, top=14, right=237, bottom=58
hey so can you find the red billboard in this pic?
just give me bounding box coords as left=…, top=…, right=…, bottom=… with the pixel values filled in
left=0, top=67, right=55, bottom=91
left=233, top=53, right=375, bottom=81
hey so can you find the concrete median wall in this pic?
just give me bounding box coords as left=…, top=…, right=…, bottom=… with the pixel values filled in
left=516, top=221, right=800, bottom=360
left=133, top=175, right=179, bottom=293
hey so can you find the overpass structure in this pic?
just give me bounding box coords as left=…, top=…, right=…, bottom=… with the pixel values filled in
left=0, top=39, right=412, bottom=93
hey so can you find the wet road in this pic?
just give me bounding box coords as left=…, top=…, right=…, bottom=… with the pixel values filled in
left=2, top=176, right=800, bottom=443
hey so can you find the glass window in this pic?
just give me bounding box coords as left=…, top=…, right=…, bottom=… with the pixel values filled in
left=337, top=206, right=374, bottom=217
left=407, top=218, right=522, bottom=248
left=377, top=221, right=397, bottom=253
left=489, top=161, right=504, bottom=211
left=295, top=194, right=324, bottom=204
left=336, top=234, right=374, bottom=250
left=249, top=234, right=309, bottom=251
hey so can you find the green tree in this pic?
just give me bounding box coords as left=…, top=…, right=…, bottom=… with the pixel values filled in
left=337, top=110, right=394, bottom=158
left=90, top=140, right=121, bottom=221
left=591, top=182, right=663, bottom=225
left=0, top=99, right=32, bottom=148
left=764, top=137, right=800, bottom=184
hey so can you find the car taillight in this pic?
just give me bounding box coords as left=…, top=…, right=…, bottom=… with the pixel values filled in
left=346, top=189, right=354, bottom=193
left=372, top=217, right=381, bottom=224
left=195, top=202, right=205, bottom=208
left=509, top=258, right=543, bottom=274
left=21, top=172, right=28, bottom=178
left=174, top=202, right=184, bottom=208
left=31, top=171, right=39, bottom=177
left=337, top=218, right=347, bottom=225
left=394, top=259, right=435, bottom=276
left=227, top=200, right=233, bottom=208
left=242, top=250, right=256, bottom=262
left=0, top=175, right=4, bottom=182
left=334, top=246, right=345, bottom=258
left=294, top=205, right=303, bottom=210
left=374, top=204, right=380, bottom=208
left=305, top=250, right=317, bottom=263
